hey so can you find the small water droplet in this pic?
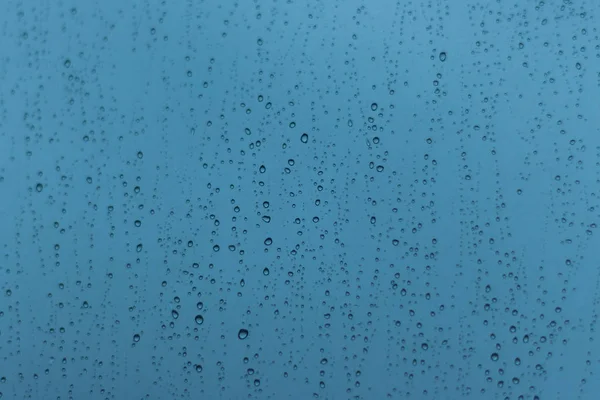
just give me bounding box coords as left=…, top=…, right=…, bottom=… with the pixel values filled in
left=238, top=328, right=249, bottom=340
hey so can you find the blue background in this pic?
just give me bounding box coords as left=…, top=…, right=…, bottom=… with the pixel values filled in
left=1, top=0, right=599, bottom=399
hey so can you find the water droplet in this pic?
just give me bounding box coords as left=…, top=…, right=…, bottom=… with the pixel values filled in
left=238, top=328, right=249, bottom=340
left=195, top=315, right=204, bottom=325
left=491, top=353, right=499, bottom=361
left=300, top=133, right=308, bottom=143
left=439, top=51, right=447, bottom=62
left=171, top=310, right=179, bottom=319
left=35, top=183, right=43, bottom=192
left=371, top=103, right=378, bottom=111
left=263, top=267, right=270, bottom=276
left=133, top=334, right=141, bottom=342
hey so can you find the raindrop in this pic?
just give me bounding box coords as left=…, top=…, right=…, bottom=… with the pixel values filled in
left=133, top=334, right=141, bottom=342
left=195, top=315, right=204, bottom=325
left=263, top=267, right=270, bottom=276
left=300, top=133, right=308, bottom=143
left=491, top=353, right=499, bottom=361
left=439, top=51, right=447, bottom=62
left=238, top=329, right=249, bottom=340
left=35, top=183, right=43, bottom=192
